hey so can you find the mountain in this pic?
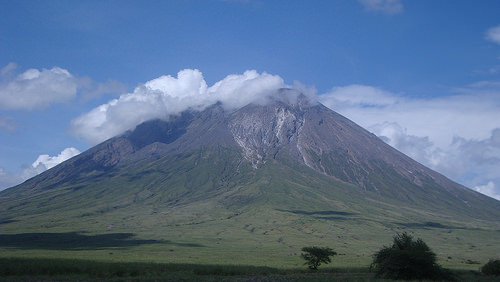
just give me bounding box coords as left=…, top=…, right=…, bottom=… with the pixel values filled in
left=1, top=90, right=499, bottom=268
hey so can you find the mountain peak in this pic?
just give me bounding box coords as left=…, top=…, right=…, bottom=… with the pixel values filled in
left=3, top=92, right=499, bottom=222
left=271, top=88, right=316, bottom=108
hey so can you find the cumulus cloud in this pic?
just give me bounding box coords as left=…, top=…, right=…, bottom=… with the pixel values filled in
left=0, top=64, right=78, bottom=110
left=319, top=83, right=500, bottom=201
left=0, top=63, right=127, bottom=110
left=30, top=147, right=81, bottom=173
left=70, top=69, right=285, bottom=144
left=358, top=0, right=403, bottom=14
left=0, top=147, right=81, bottom=191
left=486, top=25, right=500, bottom=46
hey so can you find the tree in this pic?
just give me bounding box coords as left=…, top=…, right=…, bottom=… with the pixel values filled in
left=301, top=246, right=337, bottom=270
left=371, top=232, right=451, bottom=280
left=481, top=259, right=500, bottom=276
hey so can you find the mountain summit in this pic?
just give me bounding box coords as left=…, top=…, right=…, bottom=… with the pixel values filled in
left=1, top=89, right=499, bottom=266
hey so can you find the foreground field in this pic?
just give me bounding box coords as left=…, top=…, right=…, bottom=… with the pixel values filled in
left=1, top=257, right=499, bottom=281
left=1, top=205, right=498, bottom=270
left=2, top=147, right=500, bottom=272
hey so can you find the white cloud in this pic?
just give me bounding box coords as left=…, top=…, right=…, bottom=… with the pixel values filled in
left=70, top=69, right=285, bottom=144
left=31, top=147, right=81, bottom=172
left=22, top=147, right=81, bottom=184
left=358, top=0, right=403, bottom=15
left=486, top=25, right=500, bottom=46
left=0, top=63, right=127, bottom=110
left=0, top=147, right=80, bottom=191
left=319, top=83, right=500, bottom=200
left=0, top=65, right=78, bottom=110
left=474, top=182, right=500, bottom=201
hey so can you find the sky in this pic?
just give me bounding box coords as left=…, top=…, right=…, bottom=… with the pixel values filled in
left=1, top=0, right=500, bottom=200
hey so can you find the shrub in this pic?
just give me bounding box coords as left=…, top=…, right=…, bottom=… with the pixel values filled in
left=371, top=232, right=452, bottom=280
left=301, top=246, right=337, bottom=270
left=481, top=259, right=500, bottom=276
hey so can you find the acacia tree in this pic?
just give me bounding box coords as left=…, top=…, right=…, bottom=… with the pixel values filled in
left=301, top=246, right=337, bottom=270
left=371, top=232, right=451, bottom=280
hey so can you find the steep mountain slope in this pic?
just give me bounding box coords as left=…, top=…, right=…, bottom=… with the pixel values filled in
left=1, top=90, right=499, bottom=267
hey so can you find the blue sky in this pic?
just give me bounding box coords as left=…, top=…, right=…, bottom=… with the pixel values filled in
left=1, top=0, right=500, bottom=200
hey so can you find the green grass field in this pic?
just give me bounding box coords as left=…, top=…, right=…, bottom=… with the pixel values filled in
left=1, top=149, right=500, bottom=280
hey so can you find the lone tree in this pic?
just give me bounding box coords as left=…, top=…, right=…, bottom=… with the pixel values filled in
left=301, top=246, right=337, bottom=270
left=371, top=232, right=451, bottom=280
left=481, top=259, right=500, bottom=276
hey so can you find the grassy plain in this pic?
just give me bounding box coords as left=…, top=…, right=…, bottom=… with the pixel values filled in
left=1, top=149, right=500, bottom=280
left=1, top=200, right=498, bottom=270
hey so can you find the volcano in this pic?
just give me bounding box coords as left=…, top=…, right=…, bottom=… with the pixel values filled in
left=1, top=89, right=499, bottom=267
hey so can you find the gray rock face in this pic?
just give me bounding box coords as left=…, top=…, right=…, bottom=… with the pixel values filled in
left=228, top=102, right=306, bottom=168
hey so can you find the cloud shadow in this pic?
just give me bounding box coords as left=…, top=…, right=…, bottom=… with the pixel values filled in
left=0, top=232, right=204, bottom=250
left=394, top=221, right=479, bottom=230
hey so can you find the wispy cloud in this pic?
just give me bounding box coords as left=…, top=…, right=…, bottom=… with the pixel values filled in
left=0, top=116, right=17, bottom=132
left=358, top=0, right=403, bottom=15
left=486, top=24, right=500, bottom=46
left=78, top=78, right=127, bottom=101
left=1, top=62, right=17, bottom=76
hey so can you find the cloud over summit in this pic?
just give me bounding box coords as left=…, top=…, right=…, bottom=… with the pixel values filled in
left=70, top=69, right=285, bottom=144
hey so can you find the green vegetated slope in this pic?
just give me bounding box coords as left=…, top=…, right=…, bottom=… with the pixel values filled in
left=1, top=146, right=499, bottom=269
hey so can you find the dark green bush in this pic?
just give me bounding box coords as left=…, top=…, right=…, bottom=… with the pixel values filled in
left=371, top=232, right=453, bottom=280
left=481, top=259, right=500, bottom=276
